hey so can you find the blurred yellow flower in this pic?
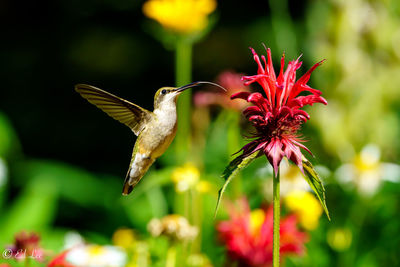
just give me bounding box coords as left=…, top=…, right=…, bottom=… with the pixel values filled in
left=143, top=0, right=217, bottom=34
left=88, top=245, right=105, bottom=256
left=284, top=190, right=323, bottom=230
left=172, top=163, right=207, bottom=193
left=195, top=180, right=212, bottom=193
left=327, top=228, right=352, bottom=252
left=249, top=209, right=265, bottom=236
left=112, top=228, right=136, bottom=249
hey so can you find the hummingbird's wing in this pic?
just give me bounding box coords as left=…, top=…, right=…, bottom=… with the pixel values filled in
left=75, top=84, right=153, bottom=136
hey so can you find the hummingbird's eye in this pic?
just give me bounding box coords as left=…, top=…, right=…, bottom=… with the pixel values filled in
left=161, top=89, right=167, bottom=95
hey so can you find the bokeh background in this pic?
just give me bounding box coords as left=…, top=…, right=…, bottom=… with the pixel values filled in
left=0, top=0, right=399, bottom=266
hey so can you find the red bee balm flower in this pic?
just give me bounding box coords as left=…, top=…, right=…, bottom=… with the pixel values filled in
left=217, top=198, right=308, bottom=267
left=231, top=47, right=327, bottom=174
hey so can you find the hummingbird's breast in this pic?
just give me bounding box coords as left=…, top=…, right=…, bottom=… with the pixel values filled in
left=139, top=106, right=177, bottom=158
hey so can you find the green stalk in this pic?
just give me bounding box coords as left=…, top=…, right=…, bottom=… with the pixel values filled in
left=166, top=245, right=177, bottom=267
left=342, top=197, right=369, bottom=265
left=184, top=189, right=190, bottom=218
left=272, top=168, right=280, bottom=267
left=191, top=187, right=202, bottom=253
left=174, top=192, right=185, bottom=215
left=175, top=36, right=192, bottom=162
left=269, top=0, right=298, bottom=56
left=136, top=241, right=149, bottom=267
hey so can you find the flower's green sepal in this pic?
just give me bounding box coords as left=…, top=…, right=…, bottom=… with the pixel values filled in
left=215, top=151, right=260, bottom=218
left=302, top=156, right=330, bottom=220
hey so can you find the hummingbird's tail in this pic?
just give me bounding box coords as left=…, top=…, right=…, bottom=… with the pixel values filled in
left=122, top=179, right=135, bottom=195
left=122, top=153, right=155, bottom=195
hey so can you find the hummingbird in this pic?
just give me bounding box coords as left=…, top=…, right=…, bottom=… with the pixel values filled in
left=75, top=81, right=225, bottom=195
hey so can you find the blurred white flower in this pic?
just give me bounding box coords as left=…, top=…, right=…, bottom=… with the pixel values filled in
left=65, top=244, right=126, bottom=267
left=63, top=231, right=85, bottom=250
left=147, top=214, right=198, bottom=242
left=263, top=160, right=310, bottom=198
left=335, top=144, right=400, bottom=196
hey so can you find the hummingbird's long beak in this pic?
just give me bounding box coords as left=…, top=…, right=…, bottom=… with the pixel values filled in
left=173, top=81, right=227, bottom=93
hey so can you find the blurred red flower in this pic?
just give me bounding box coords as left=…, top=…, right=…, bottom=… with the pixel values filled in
left=194, top=71, right=251, bottom=111
left=8, top=231, right=44, bottom=262
left=47, top=251, right=76, bottom=267
left=217, top=198, right=308, bottom=267
left=231, top=47, right=327, bottom=174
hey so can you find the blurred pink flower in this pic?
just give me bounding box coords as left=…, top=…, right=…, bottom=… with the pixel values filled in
left=217, top=198, right=308, bottom=267
left=8, top=231, right=44, bottom=262
left=231, top=47, right=327, bottom=175
left=194, top=71, right=251, bottom=111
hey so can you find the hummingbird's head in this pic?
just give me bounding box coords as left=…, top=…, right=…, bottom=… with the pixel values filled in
left=154, top=82, right=227, bottom=110
left=154, top=87, right=182, bottom=110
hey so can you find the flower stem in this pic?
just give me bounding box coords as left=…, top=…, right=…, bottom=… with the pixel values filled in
left=273, top=168, right=280, bottom=267
left=269, top=0, right=298, bottom=56
left=175, top=36, right=192, bottom=162
left=166, top=245, right=177, bottom=267
left=191, top=188, right=202, bottom=253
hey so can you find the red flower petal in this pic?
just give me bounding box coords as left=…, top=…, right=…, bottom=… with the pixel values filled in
left=291, top=140, right=313, bottom=156
left=292, top=109, right=310, bottom=121
left=294, top=95, right=328, bottom=107
left=276, top=53, right=285, bottom=89
left=265, top=138, right=284, bottom=175
left=289, top=59, right=325, bottom=100
left=283, top=139, right=304, bottom=173
left=48, top=250, right=77, bottom=267
left=249, top=115, right=264, bottom=125
left=231, top=91, right=251, bottom=100
left=243, top=106, right=262, bottom=117
left=247, top=92, right=271, bottom=112
left=265, top=47, right=276, bottom=81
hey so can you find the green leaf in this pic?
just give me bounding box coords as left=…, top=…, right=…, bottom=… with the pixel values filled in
left=302, top=156, right=331, bottom=220
left=0, top=112, right=21, bottom=157
left=0, top=177, right=58, bottom=245
left=15, top=160, right=121, bottom=207
left=215, top=151, right=260, bottom=217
